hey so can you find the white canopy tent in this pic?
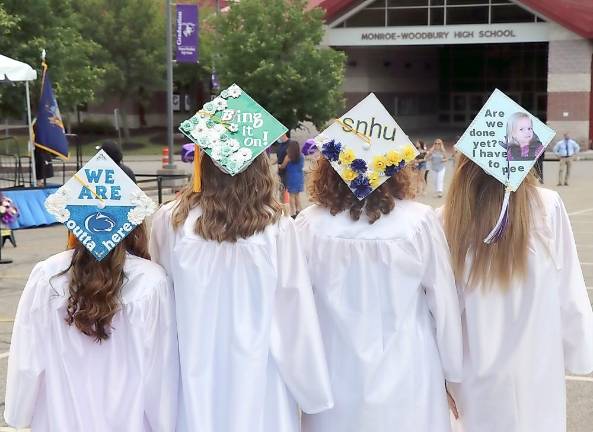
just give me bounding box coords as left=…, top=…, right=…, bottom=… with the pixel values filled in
left=0, top=53, right=37, bottom=183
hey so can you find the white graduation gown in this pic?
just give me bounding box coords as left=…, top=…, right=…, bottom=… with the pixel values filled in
left=296, top=200, right=463, bottom=432
left=149, top=203, right=333, bottom=432
left=4, top=250, right=179, bottom=432
left=439, top=188, right=593, bottom=432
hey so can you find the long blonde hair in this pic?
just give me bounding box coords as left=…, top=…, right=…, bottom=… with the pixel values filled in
left=442, top=155, right=541, bottom=290
left=172, top=152, right=282, bottom=242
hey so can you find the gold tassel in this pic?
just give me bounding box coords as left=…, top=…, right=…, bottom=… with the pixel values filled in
left=66, top=231, right=78, bottom=249
left=193, top=144, right=202, bottom=192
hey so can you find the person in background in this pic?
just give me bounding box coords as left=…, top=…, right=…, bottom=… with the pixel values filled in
left=275, top=134, right=290, bottom=200
left=441, top=155, right=593, bottom=432
left=553, top=133, right=580, bottom=186
left=426, top=138, right=448, bottom=198
left=279, top=140, right=305, bottom=217
left=96, top=141, right=136, bottom=183
left=413, top=139, right=427, bottom=195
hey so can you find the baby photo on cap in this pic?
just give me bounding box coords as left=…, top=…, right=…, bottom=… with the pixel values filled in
left=179, top=83, right=288, bottom=175
left=455, top=88, right=555, bottom=192
left=314, top=93, right=417, bottom=200
left=44, top=150, right=156, bottom=261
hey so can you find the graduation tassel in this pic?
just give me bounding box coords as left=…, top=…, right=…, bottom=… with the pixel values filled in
left=483, top=186, right=511, bottom=244
left=66, top=231, right=78, bottom=249
left=192, top=144, right=202, bottom=192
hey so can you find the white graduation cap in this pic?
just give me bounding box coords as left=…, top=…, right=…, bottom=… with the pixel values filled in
left=455, top=89, right=555, bottom=243
left=314, top=93, right=418, bottom=200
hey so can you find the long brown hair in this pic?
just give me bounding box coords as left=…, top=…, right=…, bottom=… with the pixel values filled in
left=172, top=151, right=282, bottom=241
left=308, top=157, right=416, bottom=224
left=61, top=223, right=150, bottom=342
left=442, top=155, right=541, bottom=290
left=287, top=140, right=301, bottom=163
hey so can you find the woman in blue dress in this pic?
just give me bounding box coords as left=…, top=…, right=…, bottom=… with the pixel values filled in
left=280, top=140, right=305, bottom=217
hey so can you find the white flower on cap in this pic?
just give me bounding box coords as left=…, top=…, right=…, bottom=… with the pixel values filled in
left=237, top=147, right=252, bottom=162
left=212, top=97, right=227, bottom=111
left=45, top=189, right=71, bottom=222
left=227, top=84, right=242, bottom=98
left=211, top=146, right=223, bottom=161
left=228, top=138, right=240, bottom=152
left=190, top=120, right=209, bottom=140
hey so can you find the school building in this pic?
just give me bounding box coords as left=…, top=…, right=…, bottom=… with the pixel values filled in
left=311, top=0, right=593, bottom=147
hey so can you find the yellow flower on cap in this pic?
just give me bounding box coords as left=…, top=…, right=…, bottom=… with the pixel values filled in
left=402, top=144, right=417, bottom=162
left=341, top=167, right=357, bottom=182
left=372, top=155, right=388, bottom=172
left=339, top=148, right=356, bottom=165
left=368, top=171, right=381, bottom=188
left=386, top=150, right=402, bottom=166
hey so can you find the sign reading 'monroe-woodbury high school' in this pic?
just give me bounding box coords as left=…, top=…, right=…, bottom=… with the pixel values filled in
left=324, top=23, right=550, bottom=46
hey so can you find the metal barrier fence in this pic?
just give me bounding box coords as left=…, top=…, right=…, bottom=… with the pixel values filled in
left=135, top=173, right=190, bottom=204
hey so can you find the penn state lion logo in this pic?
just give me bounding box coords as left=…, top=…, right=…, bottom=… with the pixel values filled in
left=84, top=211, right=116, bottom=234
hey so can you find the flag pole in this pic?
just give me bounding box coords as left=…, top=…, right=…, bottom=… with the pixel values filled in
left=25, top=81, right=36, bottom=186
left=165, top=0, right=175, bottom=169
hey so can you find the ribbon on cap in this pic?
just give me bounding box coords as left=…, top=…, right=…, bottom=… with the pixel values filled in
left=334, top=119, right=372, bottom=146
left=483, top=184, right=512, bottom=244
left=73, top=174, right=105, bottom=206
left=193, top=144, right=202, bottom=193
left=198, top=110, right=234, bottom=132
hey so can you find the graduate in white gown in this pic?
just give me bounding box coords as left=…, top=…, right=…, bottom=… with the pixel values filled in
left=4, top=151, right=178, bottom=432
left=150, top=90, right=333, bottom=432
left=297, top=94, right=463, bottom=432
left=440, top=155, right=593, bottom=432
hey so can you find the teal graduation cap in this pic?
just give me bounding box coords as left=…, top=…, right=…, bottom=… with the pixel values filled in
left=44, top=150, right=157, bottom=261
left=455, top=89, right=555, bottom=243
left=179, top=83, right=288, bottom=181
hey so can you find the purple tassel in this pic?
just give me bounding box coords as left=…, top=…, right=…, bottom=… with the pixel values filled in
left=483, top=188, right=511, bottom=244
left=181, top=143, right=195, bottom=163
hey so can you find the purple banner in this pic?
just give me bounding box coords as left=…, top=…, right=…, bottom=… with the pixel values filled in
left=176, top=4, right=199, bottom=63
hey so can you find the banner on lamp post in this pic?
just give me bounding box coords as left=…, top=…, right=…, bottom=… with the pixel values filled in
left=176, top=4, right=199, bottom=63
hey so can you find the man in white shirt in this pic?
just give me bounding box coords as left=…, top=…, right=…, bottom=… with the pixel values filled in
left=553, top=133, right=580, bottom=186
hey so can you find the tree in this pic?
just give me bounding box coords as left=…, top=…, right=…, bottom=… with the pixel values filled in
left=0, top=0, right=105, bottom=128
left=212, top=0, right=345, bottom=131
left=75, top=0, right=166, bottom=139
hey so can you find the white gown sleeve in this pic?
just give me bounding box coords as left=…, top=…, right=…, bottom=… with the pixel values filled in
left=553, top=195, right=593, bottom=374
left=142, top=276, right=179, bottom=431
left=149, top=204, right=175, bottom=274
left=417, top=209, right=463, bottom=383
left=270, top=217, right=334, bottom=414
left=4, top=263, right=46, bottom=428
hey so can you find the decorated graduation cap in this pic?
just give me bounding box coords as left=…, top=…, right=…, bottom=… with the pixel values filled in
left=314, top=93, right=417, bottom=200
left=179, top=83, right=288, bottom=191
left=44, top=150, right=157, bottom=261
left=455, top=88, right=555, bottom=243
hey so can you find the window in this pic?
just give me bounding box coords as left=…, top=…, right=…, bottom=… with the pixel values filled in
left=491, top=5, right=537, bottom=23
left=388, top=8, right=428, bottom=26
left=446, top=6, right=488, bottom=24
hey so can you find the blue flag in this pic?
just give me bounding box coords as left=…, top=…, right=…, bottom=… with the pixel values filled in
left=34, top=66, right=68, bottom=159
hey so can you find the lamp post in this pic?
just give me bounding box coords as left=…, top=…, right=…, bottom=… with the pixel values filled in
left=165, top=0, right=175, bottom=169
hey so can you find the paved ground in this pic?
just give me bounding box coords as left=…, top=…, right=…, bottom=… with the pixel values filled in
left=0, top=157, right=592, bottom=431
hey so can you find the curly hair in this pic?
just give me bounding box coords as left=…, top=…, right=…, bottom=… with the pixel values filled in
left=172, top=151, right=283, bottom=241
left=61, top=223, right=150, bottom=342
left=308, top=157, right=416, bottom=224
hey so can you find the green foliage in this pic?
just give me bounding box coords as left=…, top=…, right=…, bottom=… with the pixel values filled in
left=75, top=0, right=165, bottom=103
left=0, top=0, right=105, bottom=117
left=213, top=0, right=345, bottom=130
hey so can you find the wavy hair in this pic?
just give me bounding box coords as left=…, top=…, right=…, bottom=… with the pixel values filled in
left=308, top=156, right=416, bottom=224
left=172, top=151, right=283, bottom=241
left=442, top=154, right=541, bottom=290
left=61, top=223, right=150, bottom=342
